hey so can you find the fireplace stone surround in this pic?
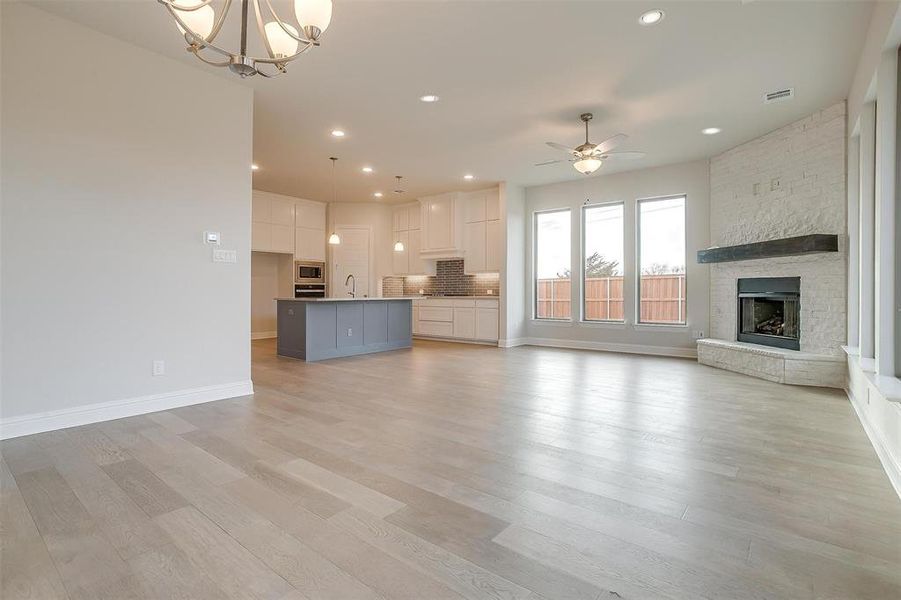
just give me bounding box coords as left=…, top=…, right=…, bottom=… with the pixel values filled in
left=697, top=103, right=847, bottom=388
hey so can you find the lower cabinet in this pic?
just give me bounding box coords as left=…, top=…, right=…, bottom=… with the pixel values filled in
left=413, top=298, right=498, bottom=343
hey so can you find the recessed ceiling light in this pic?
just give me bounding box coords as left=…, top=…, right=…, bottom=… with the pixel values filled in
left=251, top=164, right=259, bottom=170
left=420, top=94, right=440, bottom=103
left=362, top=166, right=373, bottom=173
left=373, top=192, right=383, bottom=198
left=702, top=127, right=722, bottom=135
left=639, top=9, right=664, bottom=25
left=330, top=129, right=345, bottom=137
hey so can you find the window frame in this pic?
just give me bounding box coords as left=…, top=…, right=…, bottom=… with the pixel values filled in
left=581, top=201, right=626, bottom=324
left=635, top=194, right=688, bottom=327
left=532, top=207, right=573, bottom=321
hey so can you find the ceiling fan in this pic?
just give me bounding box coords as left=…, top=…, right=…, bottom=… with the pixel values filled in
left=537, top=113, right=645, bottom=175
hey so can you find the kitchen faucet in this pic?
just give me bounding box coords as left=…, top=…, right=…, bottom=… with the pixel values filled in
left=345, top=273, right=355, bottom=298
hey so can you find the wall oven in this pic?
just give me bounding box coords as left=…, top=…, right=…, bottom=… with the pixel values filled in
left=295, top=284, right=326, bottom=299
left=295, top=260, right=325, bottom=284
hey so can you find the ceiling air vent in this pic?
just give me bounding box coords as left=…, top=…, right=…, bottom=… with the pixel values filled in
left=764, top=88, right=794, bottom=104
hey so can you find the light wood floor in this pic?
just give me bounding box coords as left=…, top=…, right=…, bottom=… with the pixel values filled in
left=2, top=339, right=900, bottom=599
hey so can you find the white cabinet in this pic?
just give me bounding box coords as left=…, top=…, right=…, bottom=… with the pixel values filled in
left=252, top=192, right=293, bottom=253
left=295, top=227, right=325, bottom=262
left=392, top=230, right=409, bottom=275
left=253, top=191, right=325, bottom=258
left=408, top=229, right=425, bottom=275
left=461, top=188, right=501, bottom=274
left=476, top=306, right=499, bottom=341
left=453, top=307, right=476, bottom=338
left=392, top=202, right=427, bottom=275
left=251, top=221, right=271, bottom=252
left=463, top=221, right=487, bottom=273
left=420, top=193, right=459, bottom=257
left=413, top=298, right=498, bottom=343
left=295, top=199, right=326, bottom=230
left=293, top=199, right=326, bottom=261
left=486, top=220, right=501, bottom=272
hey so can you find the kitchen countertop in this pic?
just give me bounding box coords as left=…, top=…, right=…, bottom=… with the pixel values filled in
left=275, top=296, right=421, bottom=302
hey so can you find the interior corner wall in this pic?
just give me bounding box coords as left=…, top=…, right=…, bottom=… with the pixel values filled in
left=523, top=159, right=710, bottom=357
left=0, top=3, right=254, bottom=438
left=499, top=182, right=526, bottom=346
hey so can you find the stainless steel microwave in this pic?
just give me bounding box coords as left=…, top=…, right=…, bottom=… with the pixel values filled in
left=295, top=261, right=325, bottom=284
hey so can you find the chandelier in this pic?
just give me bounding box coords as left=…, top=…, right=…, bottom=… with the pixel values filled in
left=158, top=0, right=332, bottom=78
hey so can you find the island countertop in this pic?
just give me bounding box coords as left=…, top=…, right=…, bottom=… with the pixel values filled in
left=274, top=296, right=420, bottom=302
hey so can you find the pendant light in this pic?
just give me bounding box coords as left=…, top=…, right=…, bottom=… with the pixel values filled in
left=327, top=157, right=340, bottom=245
left=392, top=174, right=405, bottom=251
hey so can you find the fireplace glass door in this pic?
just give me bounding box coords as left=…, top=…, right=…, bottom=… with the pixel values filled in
left=736, top=277, right=800, bottom=350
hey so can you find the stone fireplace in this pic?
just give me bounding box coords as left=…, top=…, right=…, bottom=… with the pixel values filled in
left=696, top=102, right=847, bottom=388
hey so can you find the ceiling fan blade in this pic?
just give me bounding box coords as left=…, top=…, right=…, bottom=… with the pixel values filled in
left=534, top=159, right=565, bottom=166
left=591, top=133, right=628, bottom=155
left=546, top=141, right=578, bottom=155
left=598, top=151, right=646, bottom=160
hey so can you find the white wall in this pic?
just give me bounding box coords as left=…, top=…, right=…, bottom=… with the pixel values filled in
left=522, top=160, right=710, bottom=357
left=500, top=182, right=526, bottom=346
left=0, top=4, right=254, bottom=437
left=251, top=252, right=293, bottom=338
left=326, top=203, right=393, bottom=296
left=845, top=18, right=901, bottom=499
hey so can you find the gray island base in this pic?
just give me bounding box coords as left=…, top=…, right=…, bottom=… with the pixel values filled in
left=276, top=298, right=414, bottom=362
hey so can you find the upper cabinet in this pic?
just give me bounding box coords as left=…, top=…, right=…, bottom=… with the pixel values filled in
left=392, top=202, right=428, bottom=275
left=252, top=191, right=294, bottom=254
left=252, top=191, right=325, bottom=260
left=419, top=192, right=464, bottom=259
left=294, top=198, right=326, bottom=262
left=461, top=188, right=501, bottom=274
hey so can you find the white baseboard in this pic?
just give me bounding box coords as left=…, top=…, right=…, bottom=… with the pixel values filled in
left=498, top=337, right=528, bottom=348
left=0, top=380, right=254, bottom=441
left=845, top=382, right=901, bottom=502
left=251, top=331, right=277, bottom=340
left=522, top=336, right=697, bottom=359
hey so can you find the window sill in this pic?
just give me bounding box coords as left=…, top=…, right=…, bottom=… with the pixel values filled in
left=579, top=320, right=628, bottom=329
left=632, top=323, right=688, bottom=330
left=530, top=318, right=574, bottom=327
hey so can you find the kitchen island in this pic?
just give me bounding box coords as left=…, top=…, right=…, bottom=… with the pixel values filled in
left=275, top=297, right=417, bottom=362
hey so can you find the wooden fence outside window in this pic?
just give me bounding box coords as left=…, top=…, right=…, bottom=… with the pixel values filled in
left=536, top=274, right=686, bottom=323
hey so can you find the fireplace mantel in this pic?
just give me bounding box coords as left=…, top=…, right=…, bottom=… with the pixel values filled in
left=697, top=234, right=838, bottom=264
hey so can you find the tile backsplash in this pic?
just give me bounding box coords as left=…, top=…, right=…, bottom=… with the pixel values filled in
left=383, top=259, right=499, bottom=297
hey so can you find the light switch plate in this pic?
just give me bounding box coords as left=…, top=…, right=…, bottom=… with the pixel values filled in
left=203, top=231, right=221, bottom=245
left=152, top=360, right=165, bottom=376
left=213, top=248, right=237, bottom=263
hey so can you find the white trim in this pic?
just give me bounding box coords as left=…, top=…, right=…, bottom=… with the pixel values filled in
left=498, top=337, right=527, bottom=348
left=251, top=331, right=277, bottom=340
left=522, top=336, right=696, bottom=358
left=0, top=380, right=254, bottom=440
left=845, top=381, right=901, bottom=501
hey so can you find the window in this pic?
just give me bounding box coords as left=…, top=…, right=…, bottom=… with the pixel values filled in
left=534, top=209, right=571, bottom=319
left=583, top=203, right=624, bottom=321
left=638, top=196, right=686, bottom=324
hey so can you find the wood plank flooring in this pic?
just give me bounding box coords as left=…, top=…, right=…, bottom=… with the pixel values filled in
left=2, top=338, right=900, bottom=599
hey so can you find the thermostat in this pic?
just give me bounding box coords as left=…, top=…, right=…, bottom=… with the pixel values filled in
left=203, top=231, right=221, bottom=245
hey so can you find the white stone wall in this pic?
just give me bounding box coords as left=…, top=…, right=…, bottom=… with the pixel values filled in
left=709, top=103, right=847, bottom=357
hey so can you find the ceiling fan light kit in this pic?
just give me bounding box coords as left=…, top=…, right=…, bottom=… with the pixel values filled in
left=159, top=0, right=331, bottom=78
left=539, top=113, right=645, bottom=175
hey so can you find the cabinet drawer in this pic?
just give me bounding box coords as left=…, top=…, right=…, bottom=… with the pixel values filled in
left=419, top=306, right=453, bottom=322
left=418, top=321, right=454, bottom=337
left=476, top=299, right=499, bottom=308
left=452, top=298, right=476, bottom=308
left=422, top=298, right=454, bottom=307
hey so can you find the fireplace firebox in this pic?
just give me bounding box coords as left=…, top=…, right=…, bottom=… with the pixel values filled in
left=737, top=277, right=800, bottom=350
